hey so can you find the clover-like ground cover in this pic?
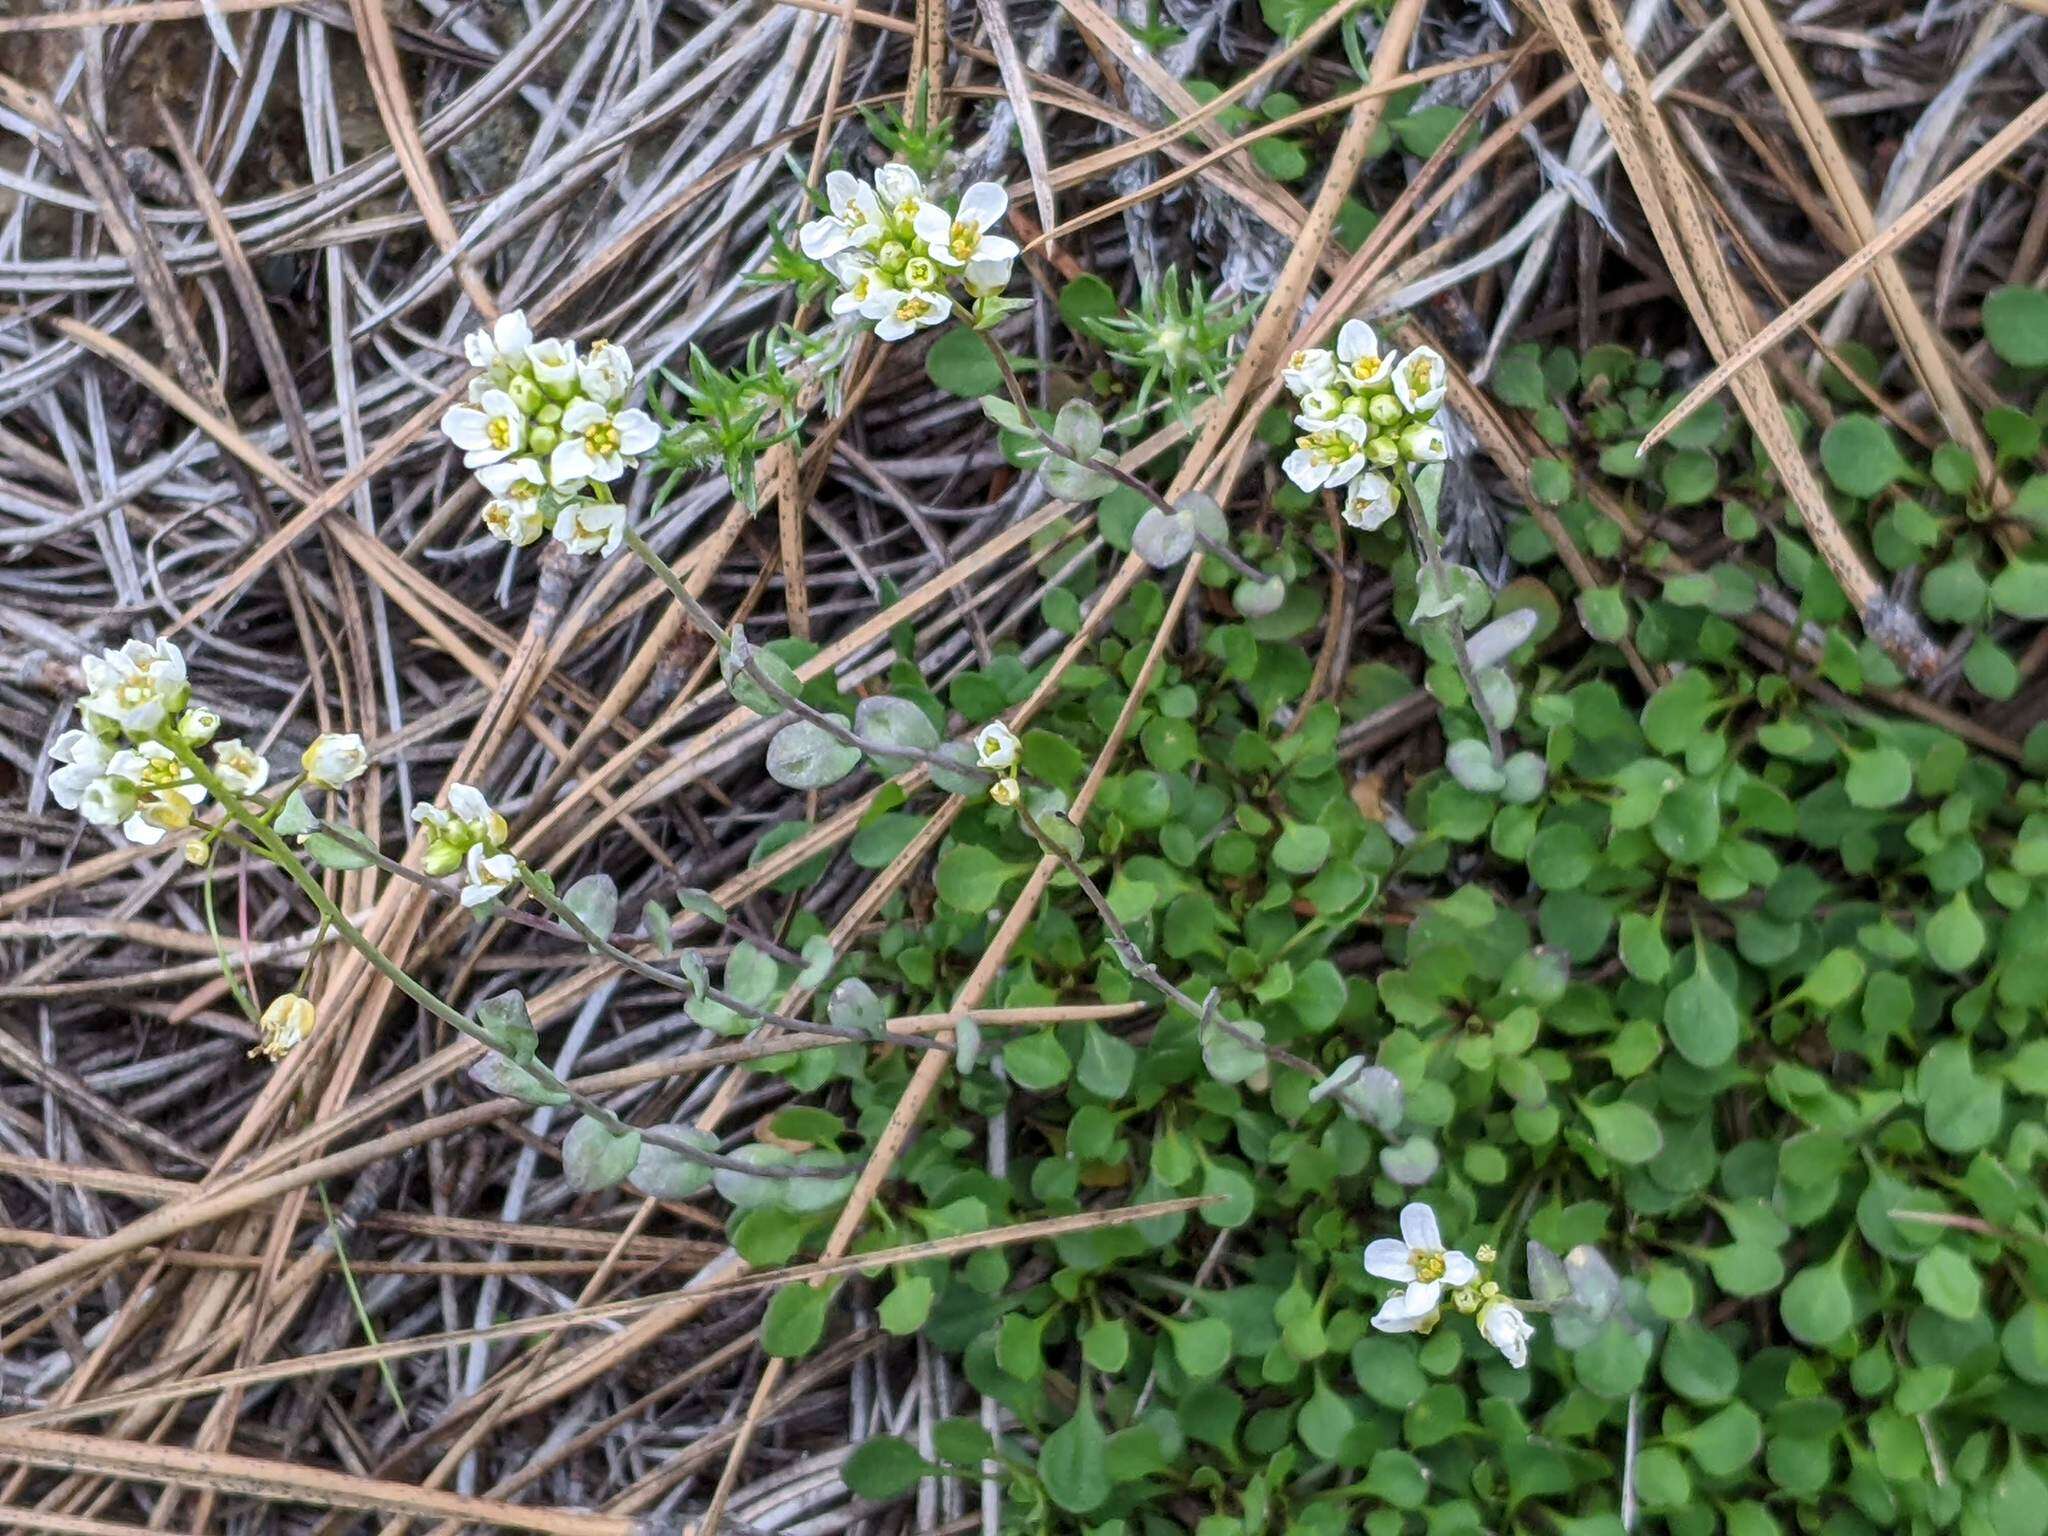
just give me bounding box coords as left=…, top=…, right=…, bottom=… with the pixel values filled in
left=3, top=2, right=2047, bottom=1534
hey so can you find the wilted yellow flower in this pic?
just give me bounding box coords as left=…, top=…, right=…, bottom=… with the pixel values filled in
left=254, top=991, right=315, bottom=1061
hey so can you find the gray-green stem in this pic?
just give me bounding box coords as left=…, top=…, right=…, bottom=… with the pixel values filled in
left=170, top=742, right=821, bottom=1181
left=619, top=525, right=990, bottom=784
left=1395, top=461, right=1507, bottom=769
left=1009, top=797, right=1321, bottom=1083
left=968, top=325, right=1270, bottom=587
left=516, top=866, right=949, bottom=1058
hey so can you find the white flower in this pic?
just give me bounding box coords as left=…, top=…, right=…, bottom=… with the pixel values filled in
left=900, top=254, right=943, bottom=292
left=476, top=458, right=547, bottom=546
left=107, top=749, right=202, bottom=843
left=211, top=738, right=270, bottom=795
left=549, top=399, right=659, bottom=485
left=1478, top=1298, right=1535, bottom=1369
left=303, top=732, right=368, bottom=788
left=107, top=741, right=208, bottom=810
left=873, top=162, right=926, bottom=222
left=79, top=774, right=136, bottom=829
left=829, top=256, right=891, bottom=317
left=1281, top=417, right=1368, bottom=493
left=1393, top=347, right=1448, bottom=417
left=964, top=254, right=1015, bottom=298
left=800, top=169, right=885, bottom=260
left=447, top=782, right=510, bottom=845
left=1365, top=1202, right=1478, bottom=1317
left=577, top=340, right=635, bottom=407
left=1282, top=347, right=1337, bottom=396
left=1342, top=472, right=1399, bottom=533
left=551, top=497, right=626, bottom=558
left=415, top=786, right=503, bottom=876
left=1398, top=421, right=1449, bottom=464
left=989, top=777, right=1020, bottom=808
left=460, top=844, right=520, bottom=909
left=463, top=310, right=533, bottom=371
left=177, top=706, right=221, bottom=746
left=914, top=182, right=1018, bottom=269
left=82, top=637, right=188, bottom=735
left=528, top=338, right=578, bottom=398
left=49, top=729, right=114, bottom=811
left=1337, top=319, right=1394, bottom=391
left=868, top=288, right=953, bottom=342
left=1370, top=1290, right=1441, bottom=1336
left=255, top=991, right=315, bottom=1061
left=975, top=720, right=1020, bottom=770
left=440, top=389, right=526, bottom=469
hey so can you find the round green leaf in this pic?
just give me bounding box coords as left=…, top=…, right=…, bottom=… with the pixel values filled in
left=1819, top=414, right=1908, bottom=499
left=1984, top=285, right=2048, bottom=367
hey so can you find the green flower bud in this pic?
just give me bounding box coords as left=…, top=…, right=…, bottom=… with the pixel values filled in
left=508, top=376, right=545, bottom=415
left=177, top=706, right=221, bottom=746
left=527, top=423, right=561, bottom=458
left=423, top=840, right=464, bottom=878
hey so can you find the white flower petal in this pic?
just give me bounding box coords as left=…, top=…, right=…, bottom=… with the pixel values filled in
left=1403, top=1279, right=1443, bottom=1315
left=1399, top=1202, right=1443, bottom=1253
left=874, top=163, right=923, bottom=207
left=560, top=398, right=607, bottom=433
left=493, top=311, right=532, bottom=359
left=799, top=216, right=851, bottom=260
left=441, top=406, right=489, bottom=451
left=448, top=784, right=491, bottom=823
left=1370, top=1294, right=1437, bottom=1335
left=956, top=180, right=1008, bottom=230
left=825, top=169, right=861, bottom=217
left=613, top=409, right=660, bottom=457
left=912, top=202, right=954, bottom=249
left=1281, top=448, right=1326, bottom=493
left=1363, top=1238, right=1418, bottom=1283
left=1441, top=1250, right=1478, bottom=1288
left=549, top=440, right=595, bottom=486
left=1337, top=318, right=1377, bottom=366
left=123, top=811, right=167, bottom=846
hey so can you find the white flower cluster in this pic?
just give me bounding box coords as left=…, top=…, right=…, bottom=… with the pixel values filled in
left=415, top=783, right=518, bottom=909
left=50, top=638, right=268, bottom=848
left=799, top=165, right=1017, bottom=342
left=1366, top=1202, right=1535, bottom=1369
left=439, top=311, right=657, bottom=557
left=1279, top=321, right=1450, bottom=532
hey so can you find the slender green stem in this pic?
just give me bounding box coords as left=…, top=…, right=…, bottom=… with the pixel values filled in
left=309, top=817, right=807, bottom=966
left=1010, top=798, right=1321, bottom=1083
left=319, top=1182, right=408, bottom=1421
left=516, top=867, right=950, bottom=1057
left=619, top=525, right=989, bottom=784
left=968, top=327, right=1269, bottom=585
left=165, top=740, right=823, bottom=1181
left=1395, top=462, right=1506, bottom=769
